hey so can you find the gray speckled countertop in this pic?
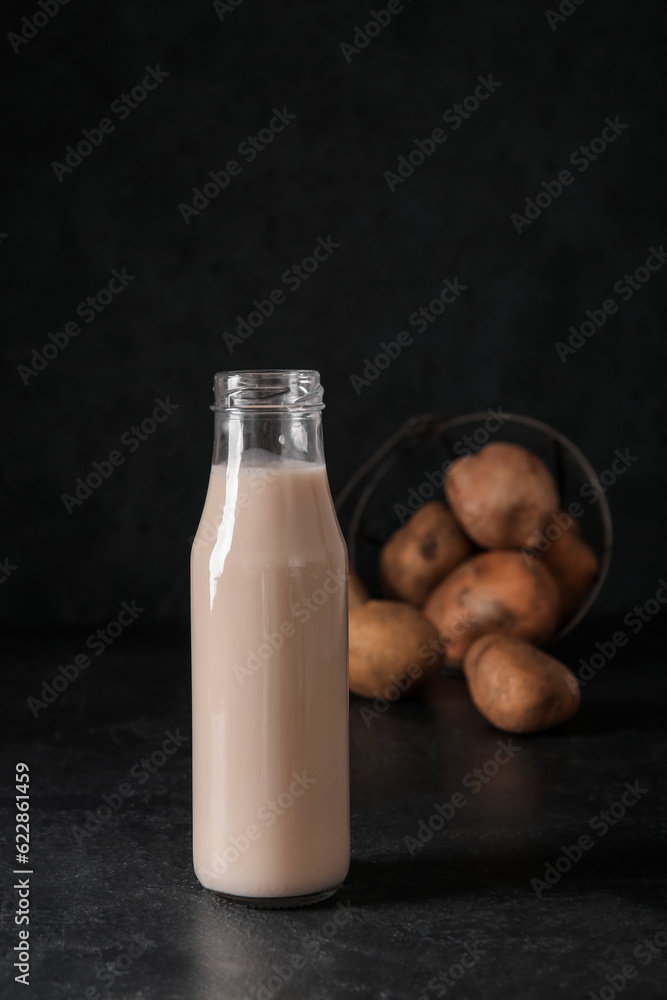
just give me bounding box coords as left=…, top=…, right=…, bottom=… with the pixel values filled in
left=4, top=623, right=667, bottom=999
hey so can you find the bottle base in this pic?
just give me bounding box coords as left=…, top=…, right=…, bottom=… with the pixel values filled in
left=208, top=884, right=342, bottom=909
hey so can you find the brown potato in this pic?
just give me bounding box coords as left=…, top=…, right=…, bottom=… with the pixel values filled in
left=379, top=502, right=474, bottom=607
left=445, top=442, right=559, bottom=548
left=463, top=634, right=580, bottom=733
left=538, top=514, right=599, bottom=621
left=348, top=568, right=370, bottom=608
left=348, top=600, right=444, bottom=699
left=422, top=550, right=560, bottom=664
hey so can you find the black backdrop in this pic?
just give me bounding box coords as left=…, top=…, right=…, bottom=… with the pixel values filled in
left=2, top=0, right=666, bottom=631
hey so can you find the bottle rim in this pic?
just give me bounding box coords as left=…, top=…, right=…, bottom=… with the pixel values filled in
left=211, top=369, right=325, bottom=412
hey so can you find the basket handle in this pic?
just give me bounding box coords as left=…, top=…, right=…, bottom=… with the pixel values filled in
left=334, top=413, right=440, bottom=513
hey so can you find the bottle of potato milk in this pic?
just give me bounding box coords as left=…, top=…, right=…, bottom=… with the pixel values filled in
left=191, top=370, right=350, bottom=906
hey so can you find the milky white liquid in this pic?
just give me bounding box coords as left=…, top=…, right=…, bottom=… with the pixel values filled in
left=191, top=456, right=350, bottom=899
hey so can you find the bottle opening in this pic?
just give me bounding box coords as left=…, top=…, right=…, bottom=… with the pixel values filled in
left=212, top=370, right=324, bottom=411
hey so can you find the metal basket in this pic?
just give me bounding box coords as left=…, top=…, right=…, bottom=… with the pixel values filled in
left=335, top=412, right=613, bottom=643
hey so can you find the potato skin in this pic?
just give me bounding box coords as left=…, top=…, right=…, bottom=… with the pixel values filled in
left=463, top=634, right=580, bottom=733
left=349, top=600, right=444, bottom=699
left=379, top=502, right=473, bottom=607
left=539, top=515, right=599, bottom=621
left=348, top=568, right=370, bottom=608
left=445, top=442, right=559, bottom=549
left=422, top=551, right=560, bottom=664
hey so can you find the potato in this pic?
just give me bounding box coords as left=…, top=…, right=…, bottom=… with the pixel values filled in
left=463, top=634, right=580, bottom=732
left=445, top=442, right=559, bottom=548
left=539, top=514, right=599, bottom=621
left=348, top=600, right=444, bottom=699
left=348, top=568, right=370, bottom=608
left=379, top=502, right=473, bottom=607
left=422, top=551, right=560, bottom=664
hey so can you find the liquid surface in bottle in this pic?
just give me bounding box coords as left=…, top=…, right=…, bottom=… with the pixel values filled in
left=191, top=452, right=350, bottom=898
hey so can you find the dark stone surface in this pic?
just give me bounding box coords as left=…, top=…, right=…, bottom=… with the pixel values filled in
left=3, top=619, right=667, bottom=999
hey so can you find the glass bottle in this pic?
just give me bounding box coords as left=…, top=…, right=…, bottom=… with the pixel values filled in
left=191, top=370, right=350, bottom=907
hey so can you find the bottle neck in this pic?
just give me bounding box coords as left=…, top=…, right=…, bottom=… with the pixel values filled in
left=212, top=410, right=325, bottom=467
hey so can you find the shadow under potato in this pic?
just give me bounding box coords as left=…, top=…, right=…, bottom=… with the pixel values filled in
left=345, top=833, right=666, bottom=907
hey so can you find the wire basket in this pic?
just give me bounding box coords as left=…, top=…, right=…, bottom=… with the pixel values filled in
left=335, top=412, right=613, bottom=643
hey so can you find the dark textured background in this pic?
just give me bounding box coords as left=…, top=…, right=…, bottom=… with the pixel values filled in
left=2, top=0, right=666, bottom=630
